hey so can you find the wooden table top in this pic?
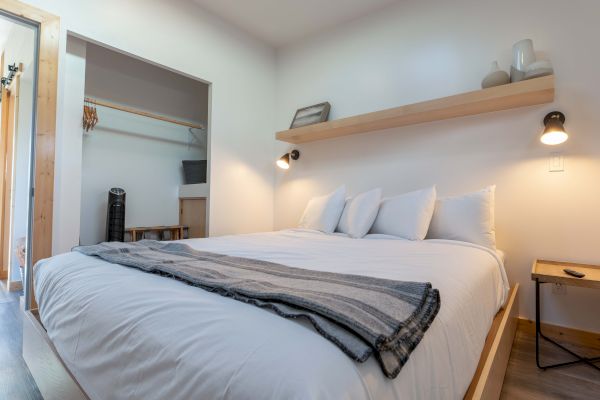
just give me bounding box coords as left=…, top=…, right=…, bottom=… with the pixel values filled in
left=532, top=259, right=600, bottom=289
left=126, top=225, right=185, bottom=231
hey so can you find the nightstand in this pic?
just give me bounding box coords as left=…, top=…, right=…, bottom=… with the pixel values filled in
left=531, top=259, right=600, bottom=373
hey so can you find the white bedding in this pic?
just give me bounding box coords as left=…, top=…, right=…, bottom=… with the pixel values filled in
left=35, top=229, right=509, bottom=400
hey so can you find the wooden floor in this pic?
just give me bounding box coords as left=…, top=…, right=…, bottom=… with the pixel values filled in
left=1, top=279, right=598, bottom=399
left=501, top=324, right=600, bottom=399
left=0, top=281, right=43, bottom=400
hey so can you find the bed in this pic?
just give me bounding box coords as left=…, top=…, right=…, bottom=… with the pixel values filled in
left=30, top=229, right=514, bottom=400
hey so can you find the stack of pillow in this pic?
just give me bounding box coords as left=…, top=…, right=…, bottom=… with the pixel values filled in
left=298, top=185, right=496, bottom=249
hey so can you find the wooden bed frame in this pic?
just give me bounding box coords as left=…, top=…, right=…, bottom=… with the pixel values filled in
left=464, top=284, right=519, bottom=399
left=22, top=309, right=89, bottom=400
left=22, top=284, right=519, bottom=400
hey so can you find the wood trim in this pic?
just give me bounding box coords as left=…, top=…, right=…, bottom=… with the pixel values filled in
left=2, top=77, right=18, bottom=281
left=5, top=71, right=22, bottom=283
left=0, top=50, right=4, bottom=279
left=85, top=97, right=204, bottom=130
left=22, top=309, right=90, bottom=400
left=465, top=283, right=519, bottom=400
left=31, top=10, right=59, bottom=276
left=277, top=76, right=554, bottom=144
left=0, top=0, right=57, bottom=21
left=517, top=318, right=600, bottom=352
left=0, top=61, right=25, bottom=283
left=0, top=86, right=9, bottom=276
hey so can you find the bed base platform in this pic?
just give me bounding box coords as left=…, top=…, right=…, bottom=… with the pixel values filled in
left=22, top=284, right=519, bottom=400
left=22, top=309, right=90, bottom=400
left=465, top=283, right=519, bottom=400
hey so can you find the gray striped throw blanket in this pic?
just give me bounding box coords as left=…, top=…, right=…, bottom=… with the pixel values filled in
left=75, top=240, right=440, bottom=378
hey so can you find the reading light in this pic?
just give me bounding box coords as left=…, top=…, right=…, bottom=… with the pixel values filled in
left=277, top=150, right=300, bottom=170
left=541, top=111, right=568, bottom=145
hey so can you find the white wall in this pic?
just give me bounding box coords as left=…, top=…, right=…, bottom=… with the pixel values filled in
left=2, top=22, right=35, bottom=76
left=52, top=36, right=86, bottom=254
left=79, top=42, right=208, bottom=245
left=85, top=43, right=209, bottom=128
left=30, top=0, right=599, bottom=331
left=275, top=0, right=600, bottom=332
left=30, top=0, right=277, bottom=254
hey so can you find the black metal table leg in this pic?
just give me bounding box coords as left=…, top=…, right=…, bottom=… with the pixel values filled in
left=535, top=278, right=542, bottom=368
left=535, top=278, right=600, bottom=372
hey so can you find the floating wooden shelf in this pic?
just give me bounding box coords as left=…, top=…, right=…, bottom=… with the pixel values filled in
left=276, top=75, right=554, bottom=144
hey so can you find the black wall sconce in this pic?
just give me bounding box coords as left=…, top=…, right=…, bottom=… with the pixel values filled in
left=277, top=150, right=300, bottom=170
left=0, top=63, right=18, bottom=102
left=541, top=111, right=568, bottom=145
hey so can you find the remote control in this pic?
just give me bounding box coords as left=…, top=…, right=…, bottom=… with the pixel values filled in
left=563, top=268, right=585, bottom=278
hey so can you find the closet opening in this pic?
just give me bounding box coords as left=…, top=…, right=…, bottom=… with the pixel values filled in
left=74, top=39, right=210, bottom=245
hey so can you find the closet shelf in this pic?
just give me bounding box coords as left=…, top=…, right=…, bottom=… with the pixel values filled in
left=276, top=75, right=555, bottom=144
left=179, top=183, right=209, bottom=199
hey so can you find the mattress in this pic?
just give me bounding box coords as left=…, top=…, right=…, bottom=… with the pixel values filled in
left=35, top=229, right=509, bottom=400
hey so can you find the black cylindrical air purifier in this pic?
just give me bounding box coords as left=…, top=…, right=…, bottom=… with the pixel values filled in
left=106, top=188, right=126, bottom=242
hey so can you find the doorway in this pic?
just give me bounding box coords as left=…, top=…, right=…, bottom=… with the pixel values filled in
left=73, top=39, right=210, bottom=244
left=0, top=12, right=38, bottom=297
left=0, top=2, right=59, bottom=311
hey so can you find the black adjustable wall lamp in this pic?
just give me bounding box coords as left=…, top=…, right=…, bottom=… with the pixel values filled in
left=541, top=111, right=568, bottom=145
left=276, top=150, right=300, bottom=170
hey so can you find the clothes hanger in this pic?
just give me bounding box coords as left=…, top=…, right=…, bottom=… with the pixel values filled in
left=83, top=98, right=100, bottom=131
left=91, top=99, right=99, bottom=129
left=83, top=99, right=90, bottom=131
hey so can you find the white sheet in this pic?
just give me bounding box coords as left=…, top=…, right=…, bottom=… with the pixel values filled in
left=35, top=229, right=509, bottom=400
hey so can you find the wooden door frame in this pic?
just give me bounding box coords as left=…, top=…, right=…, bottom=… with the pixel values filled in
left=3, top=72, right=20, bottom=291
left=0, top=58, right=21, bottom=287
left=0, top=0, right=59, bottom=309
left=0, top=86, right=9, bottom=283
left=0, top=52, right=5, bottom=280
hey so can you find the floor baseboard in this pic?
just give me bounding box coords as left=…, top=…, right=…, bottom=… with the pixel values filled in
left=8, top=280, right=23, bottom=292
left=518, top=318, right=600, bottom=352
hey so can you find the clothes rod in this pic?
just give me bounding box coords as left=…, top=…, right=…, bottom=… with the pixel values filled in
left=85, top=97, right=204, bottom=130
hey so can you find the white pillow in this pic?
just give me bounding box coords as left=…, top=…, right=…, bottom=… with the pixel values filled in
left=427, top=186, right=496, bottom=249
left=370, top=187, right=436, bottom=240
left=298, top=186, right=346, bottom=233
left=336, top=188, right=382, bottom=238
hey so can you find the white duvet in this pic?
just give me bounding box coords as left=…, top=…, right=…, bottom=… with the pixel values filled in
left=35, top=229, right=509, bottom=400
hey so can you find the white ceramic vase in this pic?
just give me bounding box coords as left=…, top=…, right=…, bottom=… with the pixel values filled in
left=524, top=60, right=554, bottom=80
left=481, top=61, right=510, bottom=88
left=511, top=39, right=536, bottom=82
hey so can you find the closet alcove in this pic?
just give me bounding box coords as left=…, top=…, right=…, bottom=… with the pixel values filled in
left=79, top=41, right=210, bottom=245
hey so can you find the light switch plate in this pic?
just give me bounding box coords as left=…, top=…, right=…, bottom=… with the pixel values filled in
left=549, top=152, right=564, bottom=172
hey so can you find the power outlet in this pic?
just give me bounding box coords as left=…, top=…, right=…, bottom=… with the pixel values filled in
left=552, top=283, right=567, bottom=295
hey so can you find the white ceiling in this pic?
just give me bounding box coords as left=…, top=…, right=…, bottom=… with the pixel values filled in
left=192, top=0, right=399, bottom=47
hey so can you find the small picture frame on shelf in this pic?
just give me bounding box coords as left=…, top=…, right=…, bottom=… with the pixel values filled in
left=290, top=102, right=331, bottom=129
